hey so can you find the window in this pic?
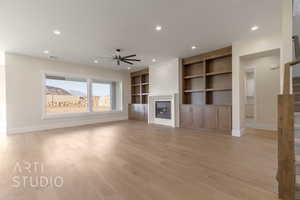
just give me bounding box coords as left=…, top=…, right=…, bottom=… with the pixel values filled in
left=45, top=75, right=88, bottom=114
left=44, top=74, right=121, bottom=116
left=92, top=82, right=112, bottom=112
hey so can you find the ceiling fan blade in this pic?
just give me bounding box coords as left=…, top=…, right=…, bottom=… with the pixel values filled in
left=122, top=55, right=136, bottom=59
left=123, top=59, right=141, bottom=62
left=122, top=60, right=133, bottom=65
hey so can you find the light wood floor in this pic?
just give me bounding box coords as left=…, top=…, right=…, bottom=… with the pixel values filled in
left=0, top=121, right=279, bottom=200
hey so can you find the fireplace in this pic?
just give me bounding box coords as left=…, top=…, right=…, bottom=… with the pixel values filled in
left=148, top=94, right=179, bottom=127
left=155, top=101, right=171, bottom=119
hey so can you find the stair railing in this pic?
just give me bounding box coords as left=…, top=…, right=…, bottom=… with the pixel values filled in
left=278, top=59, right=300, bottom=200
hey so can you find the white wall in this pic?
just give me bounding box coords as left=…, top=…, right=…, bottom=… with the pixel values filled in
left=149, top=58, right=180, bottom=127
left=0, top=51, right=6, bottom=134
left=232, top=33, right=281, bottom=136
left=242, top=53, right=280, bottom=130
left=149, top=59, right=180, bottom=95
left=5, top=54, right=130, bottom=134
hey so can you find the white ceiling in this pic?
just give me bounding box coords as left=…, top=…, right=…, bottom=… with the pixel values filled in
left=0, top=0, right=281, bottom=70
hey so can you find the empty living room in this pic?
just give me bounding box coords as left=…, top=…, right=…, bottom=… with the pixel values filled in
left=0, top=0, right=299, bottom=199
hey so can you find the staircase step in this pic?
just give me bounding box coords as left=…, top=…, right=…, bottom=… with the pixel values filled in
left=293, top=77, right=300, bottom=84
left=294, top=127, right=300, bottom=134
left=295, top=148, right=300, bottom=155
left=295, top=111, right=300, bottom=199
left=297, top=167, right=300, bottom=175
left=296, top=176, right=300, bottom=192
left=295, top=113, right=300, bottom=125
left=294, top=85, right=300, bottom=92
left=296, top=175, right=300, bottom=185
left=296, top=177, right=300, bottom=199
left=295, top=104, right=300, bottom=112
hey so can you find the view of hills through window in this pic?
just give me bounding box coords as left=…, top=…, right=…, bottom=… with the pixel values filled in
left=45, top=76, right=111, bottom=114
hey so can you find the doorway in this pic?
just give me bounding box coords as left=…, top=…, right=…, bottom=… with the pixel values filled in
left=241, top=49, right=280, bottom=131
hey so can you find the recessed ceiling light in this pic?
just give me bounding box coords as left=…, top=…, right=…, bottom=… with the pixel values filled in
left=251, top=26, right=259, bottom=31
left=43, top=50, right=49, bottom=54
left=155, top=25, right=162, bottom=31
left=152, top=58, right=156, bottom=62
left=94, top=60, right=99, bottom=64
left=192, top=46, right=197, bottom=50
left=53, top=30, right=61, bottom=35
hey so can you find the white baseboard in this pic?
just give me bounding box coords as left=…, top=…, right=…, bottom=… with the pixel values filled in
left=7, top=115, right=128, bottom=135
left=246, top=121, right=277, bottom=131
left=231, top=128, right=245, bottom=137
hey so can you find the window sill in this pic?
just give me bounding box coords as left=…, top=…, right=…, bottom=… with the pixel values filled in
left=42, top=110, right=123, bottom=120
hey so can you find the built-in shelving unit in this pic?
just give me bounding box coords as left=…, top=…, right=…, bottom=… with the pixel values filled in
left=130, top=69, right=149, bottom=104
left=180, top=46, right=232, bottom=132
left=129, top=68, right=149, bottom=121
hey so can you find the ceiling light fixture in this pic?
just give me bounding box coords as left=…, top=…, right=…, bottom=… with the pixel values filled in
left=155, top=25, right=162, bottom=31
left=152, top=58, right=156, bottom=62
left=251, top=26, right=259, bottom=31
left=53, top=30, right=61, bottom=35
left=192, top=46, right=197, bottom=50
left=94, top=60, right=99, bottom=64
left=43, top=50, right=49, bottom=54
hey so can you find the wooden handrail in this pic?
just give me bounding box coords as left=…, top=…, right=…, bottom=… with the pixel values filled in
left=288, top=59, right=300, bottom=66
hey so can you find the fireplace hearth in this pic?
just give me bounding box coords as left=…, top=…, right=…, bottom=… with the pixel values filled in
left=155, top=101, right=171, bottom=119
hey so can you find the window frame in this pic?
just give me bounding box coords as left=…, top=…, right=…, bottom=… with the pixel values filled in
left=41, top=72, right=122, bottom=119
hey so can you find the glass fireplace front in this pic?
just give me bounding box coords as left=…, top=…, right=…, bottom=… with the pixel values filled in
left=155, top=101, right=171, bottom=119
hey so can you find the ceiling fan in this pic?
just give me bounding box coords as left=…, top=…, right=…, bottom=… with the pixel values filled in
left=100, top=49, right=141, bottom=66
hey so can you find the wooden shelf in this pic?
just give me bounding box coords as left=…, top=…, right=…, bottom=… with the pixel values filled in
left=206, top=71, right=232, bottom=76
left=184, top=74, right=204, bottom=79
left=206, top=88, right=232, bottom=92
left=141, top=82, right=149, bottom=85
left=131, top=84, right=140, bottom=87
left=184, top=89, right=205, bottom=93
